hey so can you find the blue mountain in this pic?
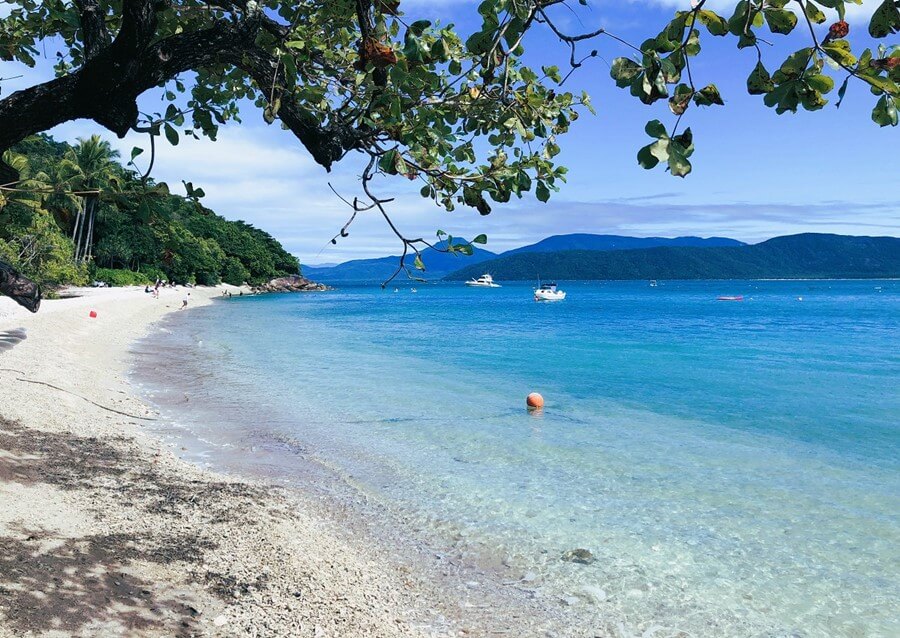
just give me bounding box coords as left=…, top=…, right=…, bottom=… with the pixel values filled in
left=303, top=233, right=745, bottom=282
left=503, top=234, right=745, bottom=255
left=444, top=234, right=900, bottom=281
left=302, top=240, right=497, bottom=282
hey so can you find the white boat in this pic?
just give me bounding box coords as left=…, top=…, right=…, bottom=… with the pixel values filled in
left=534, top=282, right=566, bottom=302
left=649, top=280, right=658, bottom=287
left=465, top=274, right=501, bottom=288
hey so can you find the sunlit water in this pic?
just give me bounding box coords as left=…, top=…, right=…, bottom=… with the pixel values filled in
left=131, top=280, right=900, bottom=637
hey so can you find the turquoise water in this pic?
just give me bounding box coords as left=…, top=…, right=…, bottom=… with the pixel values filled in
left=134, top=280, right=900, bottom=636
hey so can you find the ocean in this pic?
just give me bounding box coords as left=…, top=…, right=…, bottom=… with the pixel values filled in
left=131, top=280, right=900, bottom=637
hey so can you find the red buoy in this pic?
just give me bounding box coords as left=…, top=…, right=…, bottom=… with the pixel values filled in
left=89, top=310, right=97, bottom=318
left=526, top=392, right=544, bottom=410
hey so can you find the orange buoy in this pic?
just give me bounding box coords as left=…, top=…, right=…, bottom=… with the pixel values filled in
left=89, top=310, right=97, bottom=318
left=526, top=392, right=544, bottom=410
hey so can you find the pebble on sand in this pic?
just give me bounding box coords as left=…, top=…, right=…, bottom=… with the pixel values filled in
left=560, top=548, right=595, bottom=564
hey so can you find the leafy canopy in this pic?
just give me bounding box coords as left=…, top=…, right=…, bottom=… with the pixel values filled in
left=1, top=0, right=897, bottom=280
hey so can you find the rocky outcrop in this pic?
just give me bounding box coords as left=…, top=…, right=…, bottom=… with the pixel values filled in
left=252, top=275, right=330, bottom=293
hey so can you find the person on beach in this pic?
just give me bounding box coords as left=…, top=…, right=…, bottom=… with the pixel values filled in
left=181, top=292, right=189, bottom=309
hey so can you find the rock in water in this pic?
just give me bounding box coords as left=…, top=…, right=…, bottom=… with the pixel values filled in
left=561, top=548, right=595, bottom=565
left=575, top=585, right=607, bottom=603
left=252, top=275, right=330, bottom=294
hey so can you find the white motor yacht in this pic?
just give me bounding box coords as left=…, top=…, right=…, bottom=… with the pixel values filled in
left=465, top=274, right=501, bottom=288
left=534, top=282, right=566, bottom=301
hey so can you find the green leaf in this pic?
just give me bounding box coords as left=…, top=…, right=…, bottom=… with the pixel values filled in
left=836, top=76, right=850, bottom=108
left=693, top=84, right=724, bottom=106
left=164, top=123, right=179, bottom=146
left=764, top=8, right=798, bottom=34
left=807, top=74, right=835, bottom=93
left=778, top=48, right=814, bottom=79
left=408, top=20, right=432, bottom=36
left=472, top=234, right=488, bottom=244
left=667, top=141, right=692, bottom=177
left=536, top=181, right=550, bottom=202
left=804, top=1, right=827, bottom=24
left=871, top=94, right=899, bottom=126
left=747, top=61, right=775, bottom=95
left=644, top=119, right=668, bottom=138
left=637, top=139, right=669, bottom=169
left=413, top=254, right=426, bottom=271
left=697, top=10, right=729, bottom=36
left=379, top=150, right=400, bottom=175
left=669, top=83, right=693, bottom=115
left=130, top=146, right=144, bottom=161
left=822, top=40, right=857, bottom=67
left=610, top=57, right=643, bottom=87
left=457, top=243, right=474, bottom=256
left=869, top=0, right=900, bottom=38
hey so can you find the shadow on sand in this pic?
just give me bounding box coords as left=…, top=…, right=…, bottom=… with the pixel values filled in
left=0, top=417, right=265, bottom=635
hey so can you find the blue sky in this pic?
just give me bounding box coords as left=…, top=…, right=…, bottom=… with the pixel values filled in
left=1, top=0, right=897, bottom=263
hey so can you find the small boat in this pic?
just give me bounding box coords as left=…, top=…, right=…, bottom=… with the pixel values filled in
left=410, top=288, right=418, bottom=293
left=649, top=280, right=658, bottom=287
left=534, top=282, right=566, bottom=302
left=465, top=274, right=501, bottom=288
left=716, top=295, right=744, bottom=302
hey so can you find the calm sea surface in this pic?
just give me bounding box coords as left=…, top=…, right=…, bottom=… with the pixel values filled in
left=131, top=280, right=900, bottom=636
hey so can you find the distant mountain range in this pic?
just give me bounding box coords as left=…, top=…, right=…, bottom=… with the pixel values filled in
left=501, top=233, right=744, bottom=255
left=445, top=234, right=900, bottom=281
left=301, top=240, right=497, bottom=282
left=302, top=234, right=745, bottom=282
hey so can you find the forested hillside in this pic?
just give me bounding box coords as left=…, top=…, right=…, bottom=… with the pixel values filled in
left=445, top=234, right=900, bottom=281
left=0, top=135, right=298, bottom=288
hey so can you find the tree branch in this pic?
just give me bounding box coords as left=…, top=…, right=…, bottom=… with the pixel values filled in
left=74, top=0, right=111, bottom=60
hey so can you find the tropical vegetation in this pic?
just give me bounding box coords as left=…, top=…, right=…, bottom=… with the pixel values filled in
left=0, top=134, right=299, bottom=288
left=0, top=0, right=897, bottom=286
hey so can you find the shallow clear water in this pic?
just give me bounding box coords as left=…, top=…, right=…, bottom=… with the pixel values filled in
left=132, top=280, right=900, bottom=637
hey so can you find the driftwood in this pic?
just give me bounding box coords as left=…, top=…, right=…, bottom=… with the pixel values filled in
left=0, top=260, right=41, bottom=313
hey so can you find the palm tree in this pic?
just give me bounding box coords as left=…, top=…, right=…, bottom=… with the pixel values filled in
left=63, top=135, right=119, bottom=262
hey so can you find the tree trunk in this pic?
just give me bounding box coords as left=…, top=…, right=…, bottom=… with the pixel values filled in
left=0, top=3, right=353, bottom=180
left=72, top=202, right=86, bottom=261
left=0, top=260, right=41, bottom=313
left=84, top=197, right=96, bottom=262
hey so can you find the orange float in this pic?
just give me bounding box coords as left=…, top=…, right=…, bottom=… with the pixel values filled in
left=526, top=392, right=544, bottom=410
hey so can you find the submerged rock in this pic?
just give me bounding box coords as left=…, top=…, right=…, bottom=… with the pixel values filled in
left=252, top=275, right=330, bottom=294
left=561, top=548, right=595, bottom=565
left=575, top=585, right=607, bottom=604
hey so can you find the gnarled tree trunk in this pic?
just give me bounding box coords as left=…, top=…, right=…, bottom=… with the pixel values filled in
left=0, top=261, right=41, bottom=313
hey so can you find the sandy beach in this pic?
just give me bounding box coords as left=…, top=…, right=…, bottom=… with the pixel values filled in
left=0, top=287, right=560, bottom=638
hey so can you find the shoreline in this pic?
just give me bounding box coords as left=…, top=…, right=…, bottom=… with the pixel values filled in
left=0, top=286, right=575, bottom=637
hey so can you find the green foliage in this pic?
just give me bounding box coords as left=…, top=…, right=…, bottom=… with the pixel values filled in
left=0, top=205, right=89, bottom=287
left=608, top=0, right=899, bottom=174
left=0, top=135, right=299, bottom=288
left=0, top=0, right=896, bottom=227
left=92, top=267, right=153, bottom=287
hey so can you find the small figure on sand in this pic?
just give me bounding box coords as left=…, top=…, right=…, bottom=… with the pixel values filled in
left=181, top=292, right=190, bottom=309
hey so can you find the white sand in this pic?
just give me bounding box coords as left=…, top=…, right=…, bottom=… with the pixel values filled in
left=0, top=286, right=465, bottom=637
